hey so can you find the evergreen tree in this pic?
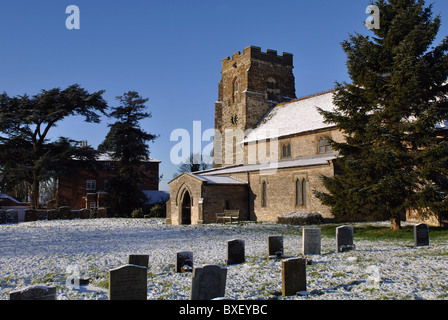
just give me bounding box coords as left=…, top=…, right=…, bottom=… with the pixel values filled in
left=316, top=0, right=448, bottom=230
left=98, top=91, right=157, bottom=217
left=0, top=85, right=107, bottom=208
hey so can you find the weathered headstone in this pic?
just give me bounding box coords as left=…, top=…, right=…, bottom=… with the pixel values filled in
left=80, top=209, right=90, bottom=219
left=109, top=264, right=147, bottom=300
left=414, top=223, right=430, bottom=247
left=58, top=206, right=71, bottom=220
left=47, top=209, right=58, bottom=220
left=0, top=210, right=7, bottom=224
left=24, top=209, right=37, bottom=222
left=226, top=239, right=245, bottom=265
left=9, top=285, right=57, bottom=300
left=71, top=210, right=81, bottom=220
left=336, top=225, right=355, bottom=252
left=268, top=235, right=284, bottom=258
left=190, top=264, right=227, bottom=300
left=36, top=210, right=48, bottom=221
left=302, top=228, right=321, bottom=255
left=97, top=207, right=107, bottom=218
left=282, top=257, right=306, bottom=296
left=128, top=254, right=149, bottom=268
left=6, top=209, right=18, bottom=224
left=176, top=251, right=194, bottom=273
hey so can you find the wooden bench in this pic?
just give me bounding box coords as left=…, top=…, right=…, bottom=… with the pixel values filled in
left=216, top=210, right=240, bottom=224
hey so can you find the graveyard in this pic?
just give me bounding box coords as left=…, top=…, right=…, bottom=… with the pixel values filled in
left=0, top=217, right=448, bottom=300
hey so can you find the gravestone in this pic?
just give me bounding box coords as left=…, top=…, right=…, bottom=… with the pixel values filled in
left=24, top=209, right=37, bottom=222
left=128, top=254, right=149, bottom=268
left=268, top=235, right=284, bottom=258
left=109, top=264, right=147, bottom=300
left=226, top=239, right=245, bottom=265
left=71, top=210, right=81, bottom=220
left=176, top=251, right=194, bottom=273
left=336, top=225, right=355, bottom=252
left=97, top=207, right=107, bottom=218
left=10, top=285, right=57, bottom=300
left=47, top=209, right=58, bottom=220
left=190, top=264, right=227, bottom=300
left=282, top=257, right=306, bottom=296
left=0, top=210, right=7, bottom=224
left=36, top=210, right=48, bottom=221
left=302, top=228, right=321, bottom=255
left=58, top=206, right=70, bottom=220
left=80, top=209, right=90, bottom=219
left=6, top=209, right=18, bottom=224
left=414, top=223, right=430, bottom=247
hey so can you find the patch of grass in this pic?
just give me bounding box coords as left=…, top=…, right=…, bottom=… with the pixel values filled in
left=93, top=278, right=109, bottom=290
left=332, top=271, right=346, bottom=278
left=309, top=271, right=322, bottom=278
left=320, top=223, right=448, bottom=241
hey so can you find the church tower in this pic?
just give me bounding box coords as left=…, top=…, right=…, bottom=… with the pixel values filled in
left=213, top=46, right=296, bottom=167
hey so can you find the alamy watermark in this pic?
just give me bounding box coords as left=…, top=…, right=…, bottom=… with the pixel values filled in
left=366, top=5, right=380, bottom=30
left=366, top=265, right=382, bottom=288
left=66, top=5, right=80, bottom=30
left=65, top=265, right=81, bottom=290
left=170, top=121, right=279, bottom=174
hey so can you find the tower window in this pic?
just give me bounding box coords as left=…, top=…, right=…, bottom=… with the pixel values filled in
left=266, top=78, right=277, bottom=101
left=233, top=78, right=240, bottom=103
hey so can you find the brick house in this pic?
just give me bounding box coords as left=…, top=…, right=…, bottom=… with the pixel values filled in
left=57, top=152, right=162, bottom=210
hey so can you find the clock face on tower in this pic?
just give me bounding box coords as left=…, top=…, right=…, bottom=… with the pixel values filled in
left=231, top=114, right=238, bottom=125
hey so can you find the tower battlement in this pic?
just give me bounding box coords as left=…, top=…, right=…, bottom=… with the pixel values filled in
left=222, top=46, right=293, bottom=69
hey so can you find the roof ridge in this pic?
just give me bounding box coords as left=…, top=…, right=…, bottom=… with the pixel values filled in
left=276, top=88, right=335, bottom=108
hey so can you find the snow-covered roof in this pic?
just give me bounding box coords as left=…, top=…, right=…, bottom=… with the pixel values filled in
left=198, top=153, right=337, bottom=176
left=0, top=194, right=21, bottom=204
left=244, top=90, right=336, bottom=143
left=193, top=175, right=247, bottom=185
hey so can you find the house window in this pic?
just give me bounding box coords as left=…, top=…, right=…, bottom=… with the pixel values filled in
left=261, top=181, right=267, bottom=206
left=318, top=137, right=332, bottom=154
left=281, top=143, right=292, bottom=159
left=233, top=78, right=240, bottom=103
left=295, top=178, right=307, bottom=206
left=86, top=180, right=96, bottom=191
left=104, top=179, right=110, bottom=191
left=90, top=202, right=96, bottom=209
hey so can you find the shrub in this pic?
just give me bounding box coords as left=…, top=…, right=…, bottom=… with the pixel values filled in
left=131, top=208, right=144, bottom=218
left=277, top=212, right=325, bottom=225
left=149, top=203, right=165, bottom=218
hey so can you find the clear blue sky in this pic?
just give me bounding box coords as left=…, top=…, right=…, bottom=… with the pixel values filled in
left=1, top=0, right=448, bottom=191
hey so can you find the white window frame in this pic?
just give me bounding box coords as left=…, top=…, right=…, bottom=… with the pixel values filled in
left=86, top=180, right=97, bottom=191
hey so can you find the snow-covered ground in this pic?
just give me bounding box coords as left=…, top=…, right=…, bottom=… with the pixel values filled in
left=0, top=218, right=447, bottom=300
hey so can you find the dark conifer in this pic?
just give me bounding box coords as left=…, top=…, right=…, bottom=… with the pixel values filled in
left=316, top=0, right=448, bottom=229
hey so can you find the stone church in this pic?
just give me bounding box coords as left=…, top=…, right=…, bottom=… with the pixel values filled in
left=167, top=46, right=344, bottom=225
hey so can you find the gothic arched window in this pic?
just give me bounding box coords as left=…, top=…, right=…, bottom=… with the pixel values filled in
left=262, top=181, right=267, bottom=206
left=296, top=178, right=307, bottom=206
left=281, top=143, right=292, bottom=159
